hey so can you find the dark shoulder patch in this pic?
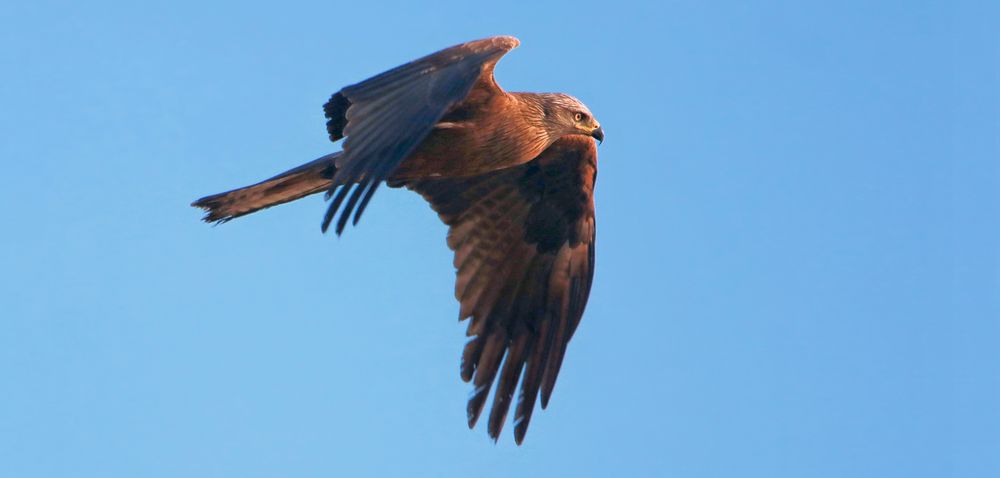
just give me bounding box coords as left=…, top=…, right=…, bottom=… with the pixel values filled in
left=520, top=156, right=585, bottom=254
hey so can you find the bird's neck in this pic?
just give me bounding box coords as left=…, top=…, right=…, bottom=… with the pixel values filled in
left=510, top=92, right=563, bottom=144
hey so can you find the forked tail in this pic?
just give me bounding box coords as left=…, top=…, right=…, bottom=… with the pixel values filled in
left=192, top=152, right=340, bottom=223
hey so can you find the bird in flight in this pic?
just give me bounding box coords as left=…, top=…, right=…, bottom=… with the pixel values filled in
left=192, top=36, right=603, bottom=444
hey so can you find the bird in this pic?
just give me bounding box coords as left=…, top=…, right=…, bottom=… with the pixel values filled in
left=192, top=36, right=602, bottom=444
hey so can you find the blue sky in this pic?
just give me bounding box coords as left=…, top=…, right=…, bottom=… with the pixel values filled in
left=2, top=1, right=997, bottom=476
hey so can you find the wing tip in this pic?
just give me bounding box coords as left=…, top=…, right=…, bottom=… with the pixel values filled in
left=494, top=35, right=520, bottom=50
left=513, top=416, right=528, bottom=445
left=465, top=35, right=520, bottom=53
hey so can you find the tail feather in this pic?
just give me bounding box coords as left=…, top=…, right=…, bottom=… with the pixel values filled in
left=192, top=152, right=340, bottom=223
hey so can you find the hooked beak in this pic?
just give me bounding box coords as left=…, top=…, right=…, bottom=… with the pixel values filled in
left=591, top=125, right=604, bottom=144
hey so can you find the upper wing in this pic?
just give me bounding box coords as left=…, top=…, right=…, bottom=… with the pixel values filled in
left=321, top=36, right=520, bottom=234
left=406, top=135, right=598, bottom=444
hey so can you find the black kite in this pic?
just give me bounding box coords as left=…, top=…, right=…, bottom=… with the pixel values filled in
left=192, top=36, right=602, bottom=444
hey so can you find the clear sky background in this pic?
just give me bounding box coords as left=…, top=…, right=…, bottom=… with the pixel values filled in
left=2, top=1, right=997, bottom=476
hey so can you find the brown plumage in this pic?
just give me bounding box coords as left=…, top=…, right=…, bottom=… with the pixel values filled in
left=192, top=36, right=602, bottom=444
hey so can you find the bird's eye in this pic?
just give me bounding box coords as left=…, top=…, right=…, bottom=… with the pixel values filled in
left=574, top=112, right=585, bottom=122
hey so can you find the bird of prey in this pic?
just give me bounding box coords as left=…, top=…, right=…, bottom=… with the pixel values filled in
left=192, top=36, right=603, bottom=444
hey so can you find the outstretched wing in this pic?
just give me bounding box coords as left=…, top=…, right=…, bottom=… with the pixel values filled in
left=406, top=135, right=598, bottom=444
left=322, top=35, right=520, bottom=235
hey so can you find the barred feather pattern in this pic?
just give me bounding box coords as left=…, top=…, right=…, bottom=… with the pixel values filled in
left=406, top=135, right=597, bottom=444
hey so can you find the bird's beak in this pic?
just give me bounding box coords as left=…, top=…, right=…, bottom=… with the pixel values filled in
left=591, top=125, right=604, bottom=144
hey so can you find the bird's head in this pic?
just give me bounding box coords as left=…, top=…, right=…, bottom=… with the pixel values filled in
left=540, top=93, right=604, bottom=144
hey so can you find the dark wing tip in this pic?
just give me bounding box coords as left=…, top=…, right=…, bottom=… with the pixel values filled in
left=321, top=185, right=352, bottom=234
left=513, top=420, right=528, bottom=445
left=466, top=385, right=489, bottom=428
left=323, top=92, right=351, bottom=143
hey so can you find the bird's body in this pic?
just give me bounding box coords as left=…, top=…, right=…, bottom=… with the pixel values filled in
left=193, top=36, right=602, bottom=444
left=393, top=92, right=553, bottom=180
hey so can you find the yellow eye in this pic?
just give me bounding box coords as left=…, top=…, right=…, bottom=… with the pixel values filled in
left=574, top=112, right=585, bottom=122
